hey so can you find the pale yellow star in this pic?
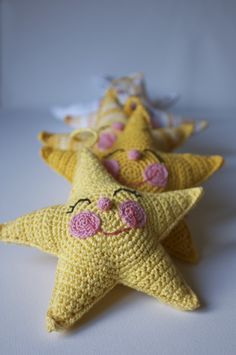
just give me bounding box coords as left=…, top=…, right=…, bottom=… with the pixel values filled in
left=0, top=149, right=203, bottom=332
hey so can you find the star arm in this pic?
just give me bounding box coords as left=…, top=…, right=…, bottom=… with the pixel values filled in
left=152, top=123, right=194, bottom=152
left=38, top=131, right=71, bottom=150
left=121, top=246, right=199, bottom=310
left=162, top=220, right=199, bottom=263
left=147, top=187, right=203, bottom=241
left=40, top=147, right=77, bottom=182
left=0, top=205, right=67, bottom=256
left=39, top=130, right=98, bottom=151
left=46, top=256, right=117, bottom=332
left=161, top=152, right=224, bottom=189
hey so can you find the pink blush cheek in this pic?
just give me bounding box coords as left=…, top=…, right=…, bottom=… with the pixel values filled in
left=112, top=122, right=125, bottom=131
left=103, top=159, right=120, bottom=178
left=143, top=163, right=168, bottom=187
left=119, top=200, right=147, bottom=228
left=69, top=211, right=101, bottom=239
left=97, top=132, right=117, bottom=151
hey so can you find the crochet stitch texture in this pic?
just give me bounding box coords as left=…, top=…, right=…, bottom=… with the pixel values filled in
left=40, top=105, right=223, bottom=263
left=39, top=90, right=195, bottom=153
left=62, top=72, right=207, bottom=134
left=0, top=149, right=204, bottom=332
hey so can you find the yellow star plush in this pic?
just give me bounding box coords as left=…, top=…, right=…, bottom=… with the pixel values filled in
left=39, top=90, right=194, bottom=153
left=0, top=149, right=203, bottom=332
left=40, top=105, right=223, bottom=263
left=62, top=72, right=207, bottom=134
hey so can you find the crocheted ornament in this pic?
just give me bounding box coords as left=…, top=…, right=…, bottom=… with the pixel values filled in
left=124, top=97, right=194, bottom=152
left=53, top=73, right=176, bottom=127
left=41, top=105, right=223, bottom=263
left=0, top=149, right=204, bottom=332
left=58, top=72, right=207, bottom=134
left=39, top=91, right=194, bottom=154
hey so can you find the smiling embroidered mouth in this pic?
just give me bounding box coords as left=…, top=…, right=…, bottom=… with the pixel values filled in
left=100, top=227, right=132, bottom=236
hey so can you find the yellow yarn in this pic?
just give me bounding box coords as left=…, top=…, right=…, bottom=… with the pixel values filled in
left=38, top=128, right=98, bottom=151
left=96, top=89, right=127, bottom=128
left=62, top=73, right=207, bottom=134
left=40, top=107, right=223, bottom=263
left=0, top=149, right=203, bottom=332
left=39, top=91, right=194, bottom=153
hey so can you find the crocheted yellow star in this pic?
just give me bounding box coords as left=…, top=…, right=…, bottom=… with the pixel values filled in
left=0, top=149, right=203, bottom=332
left=40, top=106, right=223, bottom=263
left=39, top=90, right=194, bottom=153
left=62, top=72, right=207, bottom=134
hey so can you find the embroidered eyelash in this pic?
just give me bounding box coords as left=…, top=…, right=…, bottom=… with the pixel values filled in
left=113, top=188, right=142, bottom=198
left=66, top=198, right=91, bottom=214
left=103, top=149, right=125, bottom=159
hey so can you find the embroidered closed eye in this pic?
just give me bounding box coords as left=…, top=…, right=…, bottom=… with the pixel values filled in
left=66, top=198, right=91, bottom=214
left=113, top=187, right=142, bottom=198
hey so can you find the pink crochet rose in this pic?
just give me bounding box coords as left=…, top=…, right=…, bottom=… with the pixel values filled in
left=69, top=211, right=101, bottom=239
left=97, top=132, right=117, bottom=150
left=119, top=200, right=147, bottom=228
left=143, top=163, right=168, bottom=187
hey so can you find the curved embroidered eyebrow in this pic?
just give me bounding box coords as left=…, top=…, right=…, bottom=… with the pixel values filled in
left=144, top=149, right=165, bottom=163
left=66, top=198, right=91, bottom=214
left=103, top=149, right=125, bottom=159
left=113, top=188, right=142, bottom=198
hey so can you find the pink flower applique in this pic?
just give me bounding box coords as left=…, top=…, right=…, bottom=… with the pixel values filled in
left=97, top=132, right=117, bottom=150
left=143, top=163, right=168, bottom=187
left=119, top=200, right=147, bottom=228
left=69, top=211, right=101, bottom=239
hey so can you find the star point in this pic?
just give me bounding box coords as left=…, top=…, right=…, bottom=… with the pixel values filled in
left=0, top=149, right=204, bottom=331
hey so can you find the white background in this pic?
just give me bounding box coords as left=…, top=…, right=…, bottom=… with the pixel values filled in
left=1, top=0, right=236, bottom=112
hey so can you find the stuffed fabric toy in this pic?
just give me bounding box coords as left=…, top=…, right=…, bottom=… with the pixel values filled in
left=40, top=90, right=195, bottom=154
left=52, top=72, right=179, bottom=126
left=40, top=105, right=223, bottom=263
left=52, top=72, right=207, bottom=134
left=0, top=149, right=204, bottom=332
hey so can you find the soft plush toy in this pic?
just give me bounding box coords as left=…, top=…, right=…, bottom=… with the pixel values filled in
left=0, top=149, right=204, bottom=332
left=52, top=72, right=207, bottom=133
left=52, top=72, right=179, bottom=125
left=40, top=90, right=194, bottom=154
left=40, top=105, right=223, bottom=263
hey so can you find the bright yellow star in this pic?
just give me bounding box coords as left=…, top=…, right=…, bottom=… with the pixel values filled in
left=40, top=105, right=223, bottom=263
left=39, top=90, right=194, bottom=153
left=0, top=149, right=203, bottom=332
